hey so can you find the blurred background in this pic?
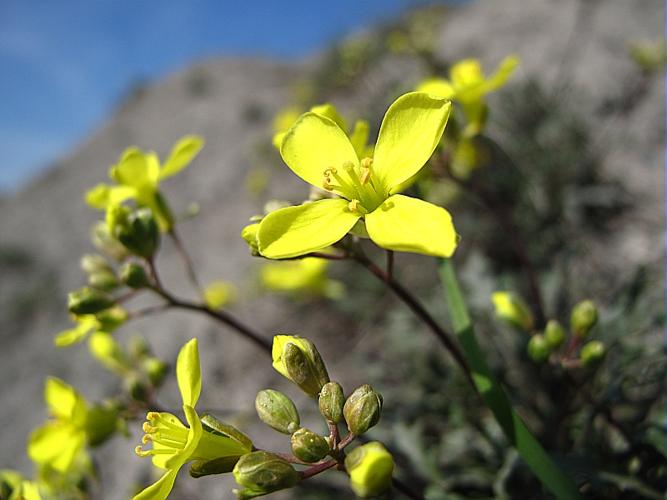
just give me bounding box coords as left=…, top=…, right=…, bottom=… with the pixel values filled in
left=0, top=0, right=664, bottom=498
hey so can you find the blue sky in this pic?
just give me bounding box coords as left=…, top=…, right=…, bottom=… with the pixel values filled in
left=0, top=0, right=434, bottom=193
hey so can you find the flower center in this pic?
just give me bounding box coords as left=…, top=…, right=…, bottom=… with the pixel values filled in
left=135, top=412, right=189, bottom=458
left=322, top=157, right=383, bottom=213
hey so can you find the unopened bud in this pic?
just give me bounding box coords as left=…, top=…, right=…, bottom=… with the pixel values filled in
left=580, top=340, right=605, bottom=367
left=85, top=403, right=119, bottom=446
left=91, top=221, right=129, bottom=261
left=527, top=334, right=551, bottom=362
left=319, top=381, right=344, bottom=423
left=491, top=291, right=534, bottom=331
left=95, top=306, right=128, bottom=331
left=272, top=335, right=329, bottom=397
left=571, top=300, right=598, bottom=338
left=80, top=254, right=111, bottom=274
left=290, top=428, right=330, bottom=463
left=255, top=389, right=300, bottom=435
left=68, top=287, right=114, bottom=315
left=120, top=262, right=150, bottom=289
left=232, top=451, right=298, bottom=497
left=88, top=270, right=118, bottom=291
left=345, top=442, right=394, bottom=498
left=544, top=320, right=566, bottom=348
left=114, top=208, right=160, bottom=258
left=126, top=375, right=149, bottom=402
left=343, top=384, right=382, bottom=435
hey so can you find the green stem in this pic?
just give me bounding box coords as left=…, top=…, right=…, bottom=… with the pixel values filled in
left=439, top=259, right=581, bottom=500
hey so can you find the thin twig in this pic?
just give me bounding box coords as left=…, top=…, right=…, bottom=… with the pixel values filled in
left=169, top=228, right=203, bottom=295
left=299, top=459, right=338, bottom=480
left=386, top=250, right=394, bottom=282
left=353, top=253, right=475, bottom=390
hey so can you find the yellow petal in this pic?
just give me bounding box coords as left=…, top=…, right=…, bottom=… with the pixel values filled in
left=280, top=112, right=359, bottom=191
left=109, top=148, right=160, bottom=189
left=373, top=92, right=451, bottom=193
left=159, top=135, right=204, bottom=180
left=85, top=183, right=135, bottom=209
left=27, top=423, right=85, bottom=473
left=257, top=199, right=360, bottom=259
left=310, top=103, right=347, bottom=131
left=44, top=377, right=87, bottom=423
left=176, top=339, right=201, bottom=408
left=365, top=195, right=457, bottom=257
left=349, top=120, right=370, bottom=158
left=416, top=78, right=455, bottom=99
left=450, top=59, right=484, bottom=89
left=133, top=468, right=179, bottom=500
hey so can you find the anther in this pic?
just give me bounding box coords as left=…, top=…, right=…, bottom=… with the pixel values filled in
left=135, top=446, right=150, bottom=457
left=142, top=422, right=156, bottom=433
left=142, top=434, right=152, bottom=444
left=360, top=157, right=373, bottom=169
left=147, top=412, right=159, bottom=421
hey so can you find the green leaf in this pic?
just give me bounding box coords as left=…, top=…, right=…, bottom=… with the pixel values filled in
left=439, top=259, right=582, bottom=500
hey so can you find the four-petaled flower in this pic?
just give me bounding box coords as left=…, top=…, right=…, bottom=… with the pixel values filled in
left=133, top=338, right=252, bottom=500
left=256, top=92, right=458, bottom=259
left=85, top=136, right=203, bottom=231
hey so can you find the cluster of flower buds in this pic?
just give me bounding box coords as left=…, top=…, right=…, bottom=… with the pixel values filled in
left=492, top=292, right=604, bottom=367
left=240, top=335, right=391, bottom=498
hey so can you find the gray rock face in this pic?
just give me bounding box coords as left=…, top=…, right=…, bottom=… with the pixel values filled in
left=0, top=0, right=661, bottom=498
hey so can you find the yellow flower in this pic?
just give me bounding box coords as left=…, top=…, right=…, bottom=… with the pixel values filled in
left=85, top=136, right=203, bottom=231
left=27, top=378, right=90, bottom=473
left=417, top=56, right=519, bottom=131
left=134, top=339, right=252, bottom=500
left=256, top=92, right=457, bottom=259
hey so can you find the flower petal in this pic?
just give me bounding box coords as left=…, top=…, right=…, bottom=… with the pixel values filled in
left=416, top=78, right=455, bottom=99
left=159, top=136, right=204, bottom=180
left=349, top=120, right=370, bottom=158
left=28, top=423, right=85, bottom=473
left=44, top=377, right=87, bottom=422
left=164, top=405, right=202, bottom=470
left=85, top=183, right=135, bottom=209
left=133, top=468, right=179, bottom=500
left=280, top=112, right=359, bottom=191
left=373, top=92, right=451, bottom=193
left=365, top=195, right=458, bottom=257
left=480, top=55, right=520, bottom=93
left=257, top=199, right=360, bottom=259
left=109, top=149, right=160, bottom=189
left=176, top=339, right=201, bottom=408
left=310, top=103, right=348, bottom=132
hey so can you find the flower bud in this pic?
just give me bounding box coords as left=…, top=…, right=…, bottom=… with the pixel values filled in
left=319, top=381, right=345, bottom=423
left=89, top=331, right=128, bottom=374
left=114, top=208, right=160, bottom=258
left=544, top=320, right=566, bottom=348
left=91, top=221, right=129, bottom=261
left=343, top=384, right=382, bottom=435
left=580, top=340, right=605, bottom=367
left=255, top=389, right=300, bottom=435
left=85, top=403, right=119, bottom=446
left=128, top=335, right=151, bottom=358
left=88, top=270, right=118, bottom=291
left=527, top=334, right=551, bottom=363
left=80, top=253, right=111, bottom=274
left=345, top=442, right=394, bottom=498
left=126, top=375, right=149, bottom=402
left=232, top=451, right=298, bottom=497
left=68, top=287, right=114, bottom=315
left=95, top=306, right=128, bottom=331
left=571, top=300, right=598, bottom=338
left=119, top=262, right=150, bottom=289
left=143, top=357, right=168, bottom=386
left=272, top=335, right=329, bottom=397
left=290, top=428, right=330, bottom=463
left=491, top=291, right=534, bottom=331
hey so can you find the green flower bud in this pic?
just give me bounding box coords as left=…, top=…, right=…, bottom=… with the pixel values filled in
left=88, top=270, right=118, bottom=291
left=128, top=335, right=151, bottom=358
left=345, top=442, right=394, bottom=498
left=80, top=253, right=111, bottom=274
left=544, top=320, right=566, bottom=348
left=491, top=291, right=534, bottom=331
left=527, top=334, right=551, bottom=362
left=126, top=375, right=149, bottom=402
left=255, top=389, right=300, bottom=435
left=290, top=428, right=330, bottom=463
left=85, top=403, right=119, bottom=446
left=343, top=384, right=383, bottom=435
left=241, top=223, right=260, bottom=254
left=68, top=287, right=114, bottom=315
left=571, top=300, right=598, bottom=338
left=232, top=451, right=298, bottom=497
left=580, top=340, right=605, bottom=367
left=120, top=262, right=150, bottom=288
left=114, top=208, right=160, bottom=258
left=143, top=357, right=168, bottom=386
left=272, top=335, right=329, bottom=397
left=95, top=306, right=128, bottom=331
left=91, top=221, right=129, bottom=261
left=319, top=381, right=345, bottom=423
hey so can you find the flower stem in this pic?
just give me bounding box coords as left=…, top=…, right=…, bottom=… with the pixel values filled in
left=168, top=228, right=203, bottom=295
left=299, top=459, right=338, bottom=480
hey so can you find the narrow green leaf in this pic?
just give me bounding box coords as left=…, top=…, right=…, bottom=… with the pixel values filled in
left=439, top=259, right=582, bottom=500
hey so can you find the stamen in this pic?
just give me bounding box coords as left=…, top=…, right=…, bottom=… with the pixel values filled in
left=142, top=434, right=152, bottom=444
left=348, top=200, right=368, bottom=215
left=135, top=446, right=152, bottom=457
left=143, top=422, right=157, bottom=433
